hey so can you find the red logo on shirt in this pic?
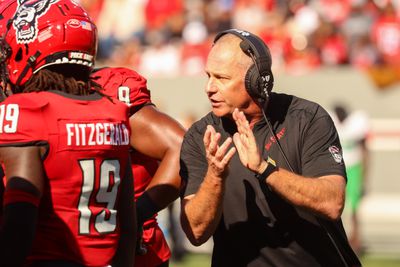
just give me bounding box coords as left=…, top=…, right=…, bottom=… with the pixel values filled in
left=265, top=127, right=286, bottom=151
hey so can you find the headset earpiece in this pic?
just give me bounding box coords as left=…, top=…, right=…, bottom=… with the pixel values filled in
left=213, top=29, right=274, bottom=105
left=244, top=63, right=263, bottom=101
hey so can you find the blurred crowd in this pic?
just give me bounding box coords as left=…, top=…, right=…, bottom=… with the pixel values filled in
left=79, top=0, right=400, bottom=78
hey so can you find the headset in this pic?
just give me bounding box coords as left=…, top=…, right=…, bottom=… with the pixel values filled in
left=213, top=29, right=274, bottom=106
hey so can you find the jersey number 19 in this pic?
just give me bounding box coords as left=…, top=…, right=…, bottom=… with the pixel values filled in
left=78, top=159, right=121, bottom=235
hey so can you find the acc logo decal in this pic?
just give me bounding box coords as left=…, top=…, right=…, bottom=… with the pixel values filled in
left=13, top=0, right=59, bottom=44
left=66, top=19, right=92, bottom=31
left=67, top=19, right=81, bottom=28
left=328, top=145, right=343, bottom=164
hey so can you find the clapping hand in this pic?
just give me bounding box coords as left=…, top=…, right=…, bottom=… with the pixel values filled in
left=232, top=108, right=264, bottom=173
left=203, top=124, right=236, bottom=178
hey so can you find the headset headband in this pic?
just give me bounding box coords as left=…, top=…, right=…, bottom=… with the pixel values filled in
left=214, top=29, right=272, bottom=69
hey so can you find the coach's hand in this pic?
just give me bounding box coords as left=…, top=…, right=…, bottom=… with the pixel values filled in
left=232, top=108, right=265, bottom=174
left=203, top=125, right=236, bottom=179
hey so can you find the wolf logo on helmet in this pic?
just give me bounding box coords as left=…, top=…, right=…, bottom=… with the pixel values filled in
left=0, top=0, right=97, bottom=90
left=13, top=0, right=59, bottom=44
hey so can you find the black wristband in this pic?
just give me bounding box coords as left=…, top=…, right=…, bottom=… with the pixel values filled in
left=136, top=192, right=159, bottom=226
left=255, top=157, right=277, bottom=183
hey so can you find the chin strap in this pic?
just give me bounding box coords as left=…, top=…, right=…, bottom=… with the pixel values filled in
left=15, top=50, right=42, bottom=90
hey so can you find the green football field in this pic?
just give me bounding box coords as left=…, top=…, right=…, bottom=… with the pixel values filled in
left=170, top=253, right=400, bottom=267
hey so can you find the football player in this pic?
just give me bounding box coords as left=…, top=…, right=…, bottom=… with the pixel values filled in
left=0, top=1, right=135, bottom=266
left=92, top=66, right=186, bottom=267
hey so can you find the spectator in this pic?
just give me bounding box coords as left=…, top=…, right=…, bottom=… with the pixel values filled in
left=139, top=30, right=181, bottom=77
left=91, top=66, right=186, bottom=267
left=371, top=2, right=400, bottom=65
left=180, top=20, right=211, bottom=76
left=331, top=104, right=370, bottom=255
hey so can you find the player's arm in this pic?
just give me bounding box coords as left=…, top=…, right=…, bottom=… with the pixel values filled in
left=112, top=158, right=136, bottom=267
left=129, top=105, right=185, bottom=224
left=0, top=146, right=44, bottom=267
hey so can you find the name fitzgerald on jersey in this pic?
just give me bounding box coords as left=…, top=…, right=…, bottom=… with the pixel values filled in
left=66, top=122, right=129, bottom=146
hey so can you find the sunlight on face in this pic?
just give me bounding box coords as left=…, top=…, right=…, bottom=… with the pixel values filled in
left=205, top=35, right=254, bottom=118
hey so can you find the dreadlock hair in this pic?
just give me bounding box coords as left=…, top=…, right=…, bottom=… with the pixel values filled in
left=23, top=64, right=106, bottom=97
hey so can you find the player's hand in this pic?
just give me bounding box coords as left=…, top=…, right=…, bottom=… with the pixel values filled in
left=203, top=125, right=236, bottom=178
left=232, top=108, right=264, bottom=173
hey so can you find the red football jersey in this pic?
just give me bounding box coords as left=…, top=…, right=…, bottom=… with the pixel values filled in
left=92, top=67, right=155, bottom=198
left=92, top=67, right=171, bottom=264
left=0, top=91, right=131, bottom=267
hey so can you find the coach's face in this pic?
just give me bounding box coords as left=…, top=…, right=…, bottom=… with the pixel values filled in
left=205, top=35, right=255, bottom=118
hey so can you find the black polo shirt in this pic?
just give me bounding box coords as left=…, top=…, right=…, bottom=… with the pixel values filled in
left=180, top=93, right=361, bottom=267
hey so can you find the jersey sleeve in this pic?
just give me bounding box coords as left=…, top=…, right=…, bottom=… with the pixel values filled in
left=301, top=106, right=346, bottom=178
left=0, top=96, right=47, bottom=146
left=91, top=67, right=152, bottom=115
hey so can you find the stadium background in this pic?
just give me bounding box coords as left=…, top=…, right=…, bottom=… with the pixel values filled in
left=79, top=0, right=400, bottom=266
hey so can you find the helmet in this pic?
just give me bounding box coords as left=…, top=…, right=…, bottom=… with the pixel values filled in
left=0, top=0, right=97, bottom=89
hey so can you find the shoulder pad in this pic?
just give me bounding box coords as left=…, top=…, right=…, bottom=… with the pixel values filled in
left=91, top=67, right=151, bottom=111
left=3, top=92, right=49, bottom=110
left=92, top=67, right=147, bottom=87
